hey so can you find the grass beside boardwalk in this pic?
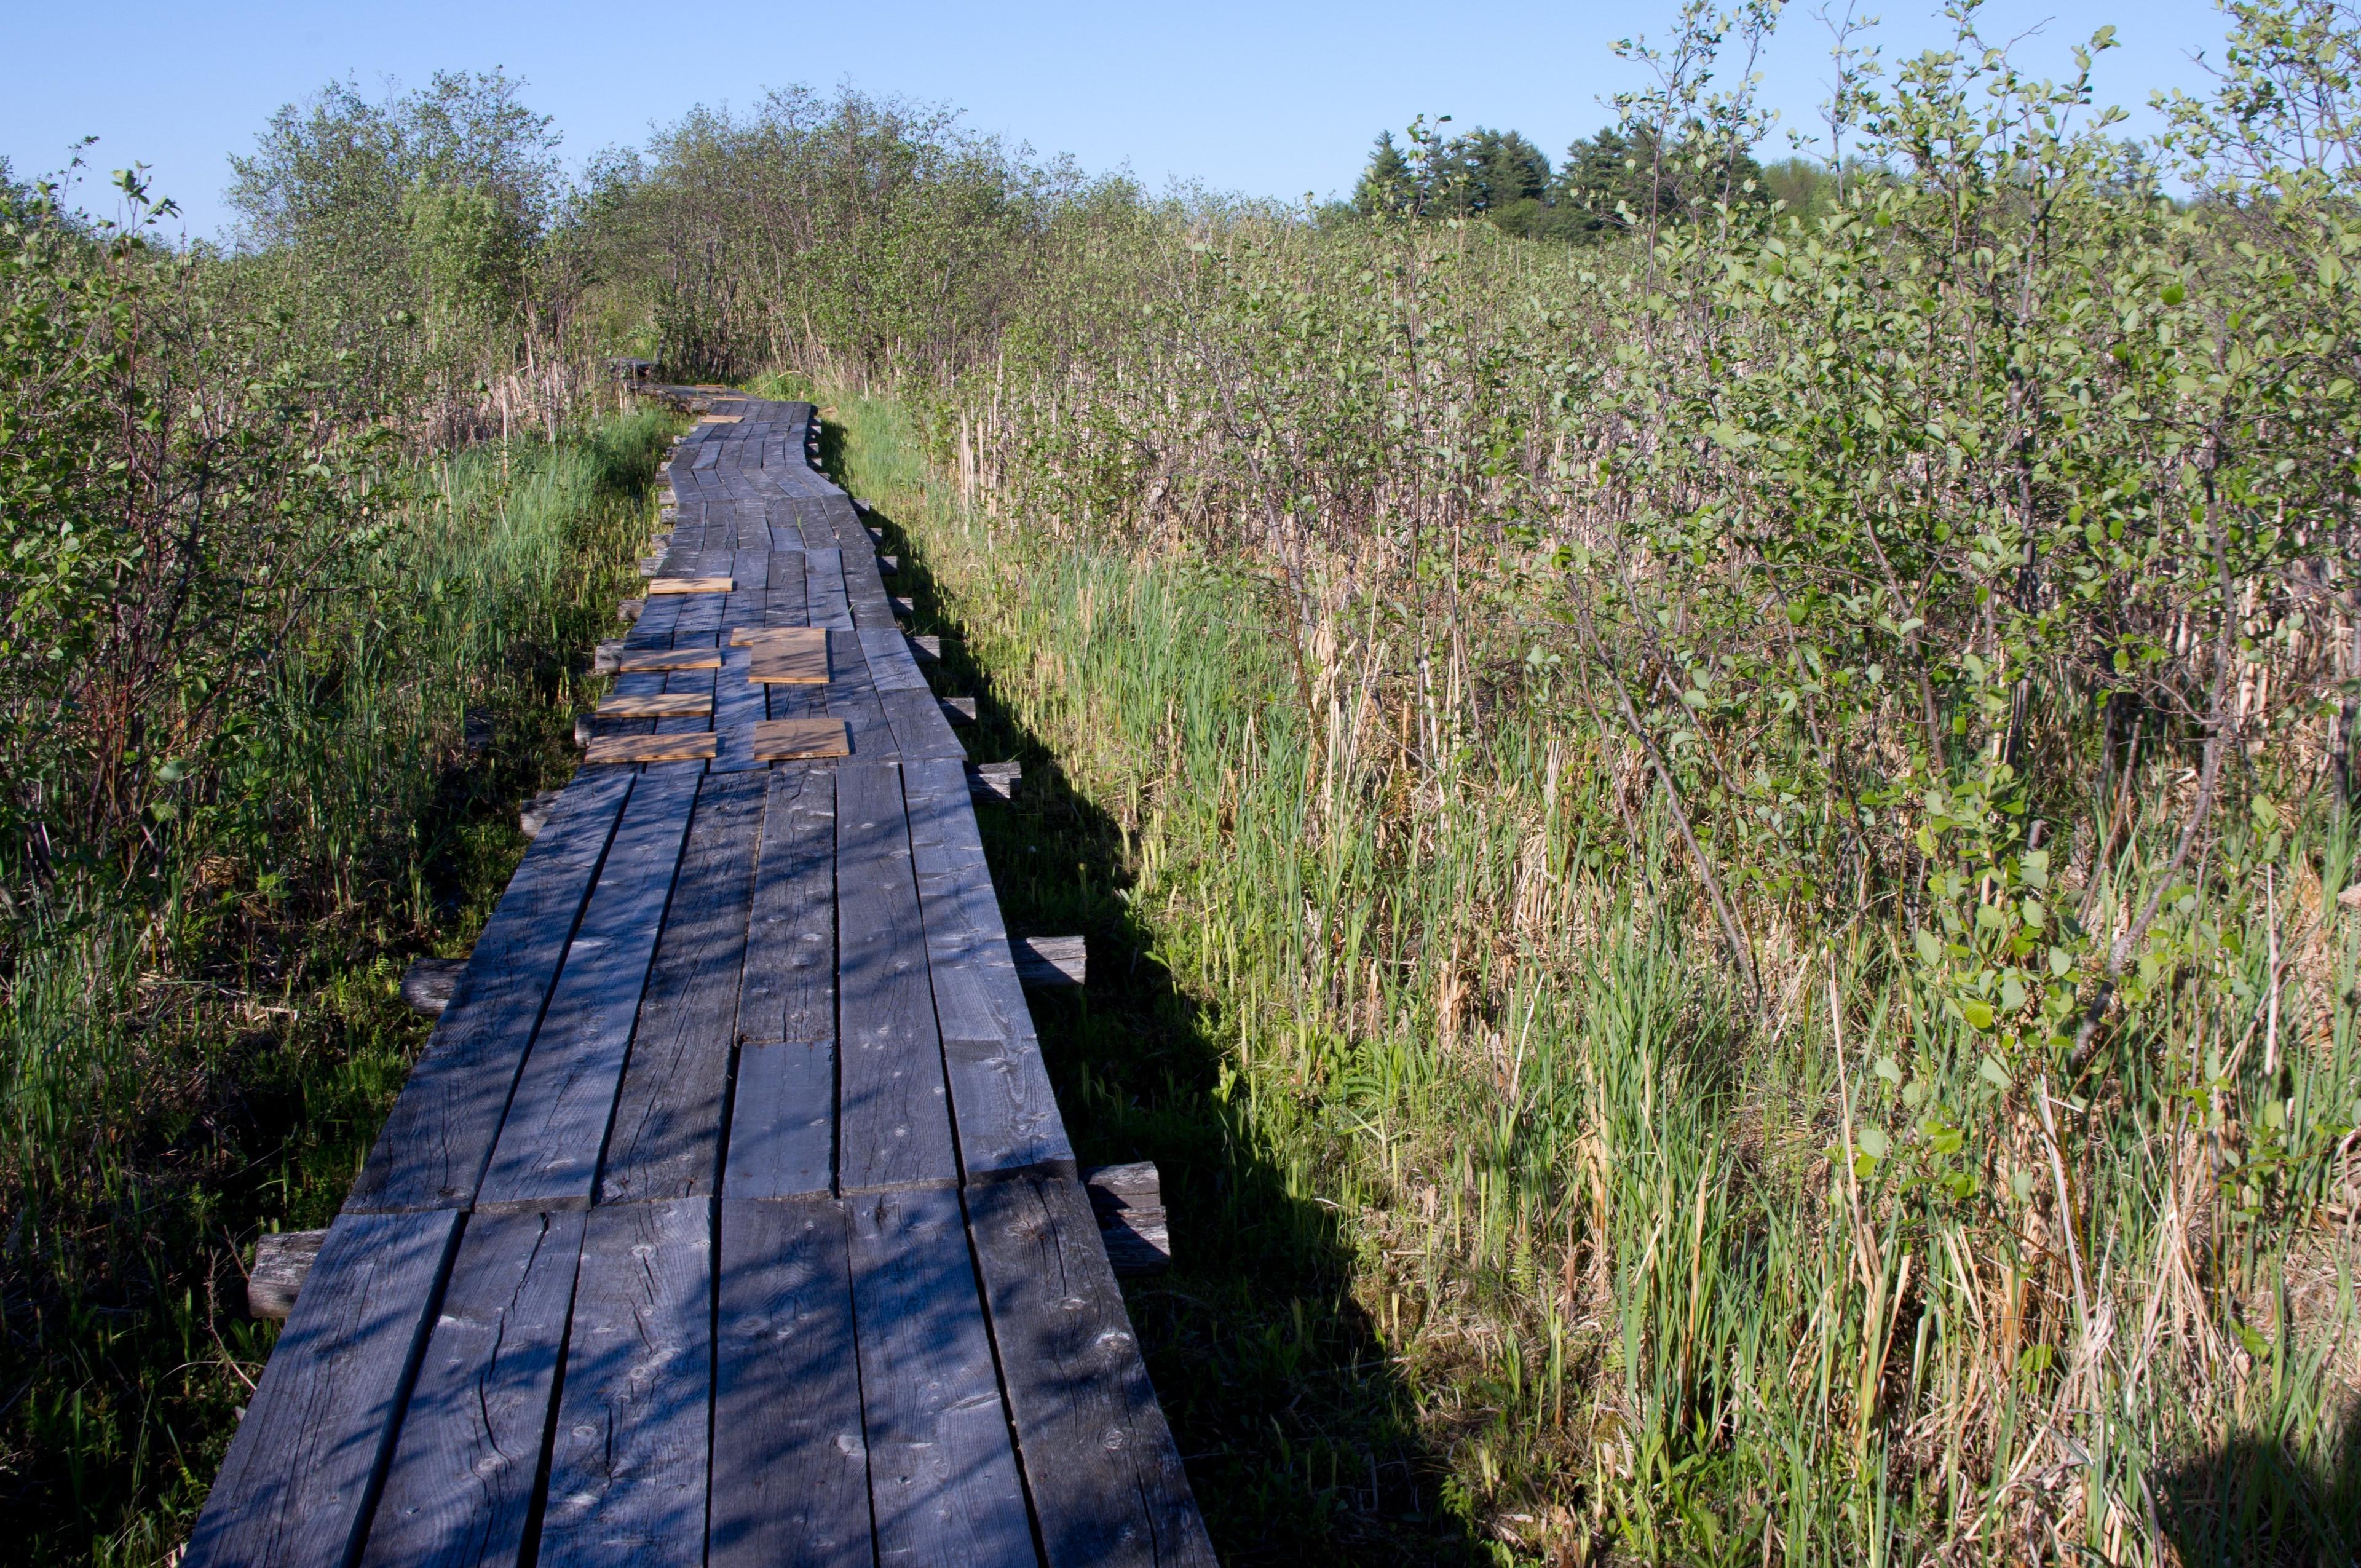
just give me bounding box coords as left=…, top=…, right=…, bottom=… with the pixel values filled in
left=802, top=377, right=2361, bottom=1567
left=0, top=407, right=674, bottom=1564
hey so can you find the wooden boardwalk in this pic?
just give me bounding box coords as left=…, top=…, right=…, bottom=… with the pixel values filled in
left=184, top=395, right=1216, bottom=1568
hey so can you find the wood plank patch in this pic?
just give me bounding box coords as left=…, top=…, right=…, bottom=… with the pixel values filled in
left=597, top=692, right=714, bottom=719
left=181, top=1210, right=462, bottom=1568
left=358, top=1210, right=585, bottom=1568
left=724, top=1043, right=836, bottom=1199
left=751, top=718, right=850, bottom=761
left=649, top=576, right=735, bottom=595
left=710, top=1200, right=870, bottom=1566
left=729, top=624, right=826, bottom=647
left=617, top=648, right=723, bottom=673
left=743, top=628, right=829, bottom=685
left=585, top=732, right=718, bottom=766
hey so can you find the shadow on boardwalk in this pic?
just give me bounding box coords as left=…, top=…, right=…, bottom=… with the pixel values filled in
left=850, top=467, right=1492, bottom=1567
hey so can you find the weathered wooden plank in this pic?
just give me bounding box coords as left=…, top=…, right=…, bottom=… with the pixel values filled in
left=736, top=767, right=834, bottom=1048
left=725, top=1042, right=835, bottom=1198
left=1083, top=1162, right=1173, bottom=1276
left=181, top=1211, right=462, bottom=1568
left=539, top=1198, right=712, bottom=1568
left=673, top=588, right=726, bottom=638
left=805, top=547, right=853, bottom=629
left=596, top=692, right=713, bottom=719
left=1013, top=935, right=1087, bottom=988
left=617, top=648, right=722, bottom=673
left=752, top=718, right=850, bottom=761
left=834, top=764, right=957, bottom=1193
left=848, top=1188, right=1035, bottom=1566
left=247, top=1228, right=326, bottom=1320
left=901, top=759, right=1074, bottom=1181
left=710, top=1199, right=870, bottom=1566
left=967, top=1178, right=1216, bottom=1567
left=598, top=769, right=766, bottom=1204
left=732, top=547, right=770, bottom=591
left=348, top=772, right=631, bottom=1211
left=584, top=732, right=716, bottom=766
left=475, top=768, right=699, bottom=1211
left=829, top=630, right=900, bottom=762
left=624, top=593, right=685, bottom=647
left=655, top=667, right=719, bottom=735
left=765, top=550, right=809, bottom=625
left=879, top=686, right=968, bottom=761
left=857, top=627, right=931, bottom=692
left=357, top=1210, right=587, bottom=1568
left=711, top=644, right=770, bottom=774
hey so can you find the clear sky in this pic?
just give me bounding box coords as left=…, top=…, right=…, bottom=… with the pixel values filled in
left=3, top=0, right=2239, bottom=240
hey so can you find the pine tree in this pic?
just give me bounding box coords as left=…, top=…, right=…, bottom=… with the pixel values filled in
left=1351, top=132, right=1419, bottom=216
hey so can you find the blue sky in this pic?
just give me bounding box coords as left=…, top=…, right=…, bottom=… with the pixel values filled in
left=5, top=0, right=2237, bottom=240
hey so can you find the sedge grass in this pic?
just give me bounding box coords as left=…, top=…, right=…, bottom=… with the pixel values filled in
left=812, top=379, right=2361, bottom=1566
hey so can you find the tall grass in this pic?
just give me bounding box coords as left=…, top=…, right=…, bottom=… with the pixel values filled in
left=823, top=384, right=2360, bottom=1564
left=0, top=409, right=672, bottom=1563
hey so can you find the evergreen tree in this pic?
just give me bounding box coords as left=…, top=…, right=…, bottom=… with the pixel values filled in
left=1351, top=131, right=1418, bottom=216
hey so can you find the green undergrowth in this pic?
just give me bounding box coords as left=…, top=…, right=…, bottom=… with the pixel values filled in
left=783, top=369, right=1500, bottom=1563
left=0, top=406, right=674, bottom=1564
left=802, top=376, right=2361, bottom=1566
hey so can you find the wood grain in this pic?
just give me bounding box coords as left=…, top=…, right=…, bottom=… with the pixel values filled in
left=901, top=758, right=1074, bottom=1180
left=848, top=1187, right=1034, bottom=1566
left=751, top=718, right=850, bottom=760
left=540, top=1199, right=713, bottom=1568
left=709, top=1199, right=871, bottom=1566
left=834, top=764, right=957, bottom=1193
left=596, top=692, right=714, bottom=719
left=616, top=648, right=722, bottom=673
left=358, top=1210, right=587, bottom=1568
left=736, top=767, right=835, bottom=1048
left=475, top=768, right=698, bottom=1210
left=584, top=732, right=717, bottom=766
left=709, top=644, right=770, bottom=774
left=599, top=769, right=765, bottom=1204
left=967, top=1178, right=1216, bottom=1567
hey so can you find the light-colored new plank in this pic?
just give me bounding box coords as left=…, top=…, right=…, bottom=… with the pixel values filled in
left=750, top=719, right=850, bottom=761
left=648, top=576, right=735, bottom=595
left=584, top=732, right=718, bottom=766
left=596, top=692, right=714, bottom=719
left=616, top=648, right=722, bottom=673
left=729, top=624, right=827, bottom=648
left=746, top=630, right=829, bottom=686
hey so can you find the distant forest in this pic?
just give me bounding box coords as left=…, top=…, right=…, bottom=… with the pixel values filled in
left=1348, top=121, right=1852, bottom=239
